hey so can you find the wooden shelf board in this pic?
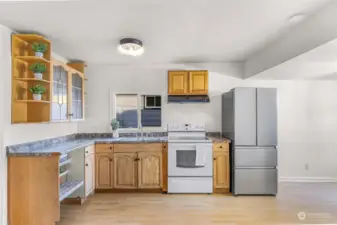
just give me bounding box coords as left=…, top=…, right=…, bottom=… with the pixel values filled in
left=11, top=121, right=50, bottom=124
left=16, top=56, right=50, bottom=64
left=15, top=34, right=50, bottom=44
left=14, top=78, right=50, bottom=83
left=15, top=100, right=50, bottom=104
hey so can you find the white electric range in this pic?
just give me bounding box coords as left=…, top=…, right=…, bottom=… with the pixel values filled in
left=167, top=124, right=213, bottom=194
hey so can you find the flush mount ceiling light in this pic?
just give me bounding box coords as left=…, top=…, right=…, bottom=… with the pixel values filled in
left=118, top=38, right=144, bottom=56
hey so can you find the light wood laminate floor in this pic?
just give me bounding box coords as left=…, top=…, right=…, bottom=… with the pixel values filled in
left=58, top=183, right=337, bottom=225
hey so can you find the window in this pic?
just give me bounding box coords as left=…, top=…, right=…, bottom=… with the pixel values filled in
left=71, top=73, right=83, bottom=119
left=52, top=65, right=68, bottom=121
left=115, top=94, right=162, bottom=128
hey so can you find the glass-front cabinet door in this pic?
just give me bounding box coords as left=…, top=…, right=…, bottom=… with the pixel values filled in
left=52, top=65, right=69, bottom=121
left=71, top=73, right=84, bottom=120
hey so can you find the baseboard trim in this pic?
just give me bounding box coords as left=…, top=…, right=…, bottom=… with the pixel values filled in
left=279, top=177, right=337, bottom=183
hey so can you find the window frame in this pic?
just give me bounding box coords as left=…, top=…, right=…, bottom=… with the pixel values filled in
left=110, top=90, right=165, bottom=132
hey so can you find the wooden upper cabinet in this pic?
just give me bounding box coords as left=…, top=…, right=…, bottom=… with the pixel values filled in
left=95, top=153, right=114, bottom=189
left=114, top=152, right=138, bottom=189
left=168, top=70, right=208, bottom=95
left=189, top=71, right=208, bottom=95
left=138, top=151, right=162, bottom=189
left=213, top=150, right=230, bottom=192
left=168, top=71, right=189, bottom=95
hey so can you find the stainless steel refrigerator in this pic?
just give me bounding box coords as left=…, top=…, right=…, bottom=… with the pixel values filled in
left=222, top=87, right=278, bottom=195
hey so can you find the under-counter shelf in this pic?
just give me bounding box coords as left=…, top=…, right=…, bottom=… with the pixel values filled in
left=59, top=180, right=84, bottom=202
left=59, top=170, right=69, bottom=178
left=59, top=158, right=72, bottom=167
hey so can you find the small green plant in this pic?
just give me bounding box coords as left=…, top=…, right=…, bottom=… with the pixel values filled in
left=29, top=62, right=47, bottom=73
left=111, top=119, right=120, bottom=131
left=29, top=85, right=46, bottom=94
left=32, top=42, right=47, bottom=53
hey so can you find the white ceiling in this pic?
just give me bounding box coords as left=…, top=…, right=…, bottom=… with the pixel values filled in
left=0, top=0, right=330, bottom=65
left=252, top=38, right=337, bottom=80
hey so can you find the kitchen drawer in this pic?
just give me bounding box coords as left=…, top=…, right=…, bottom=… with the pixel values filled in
left=85, top=145, right=95, bottom=156
left=213, top=143, right=228, bottom=151
left=235, top=147, right=277, bottom=167
left=234, top=168, right=277, bottom=195
left=95, top=144, right=113, bottom=153
left=114, top=143, right=162, bottom=153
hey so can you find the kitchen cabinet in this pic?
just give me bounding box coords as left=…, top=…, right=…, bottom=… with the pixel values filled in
left=189, top=71, right=208, bottom=94
left=213, top=142, right=230, bottom=193
left=85, top=153, right=95, bottom=196
left=95, top=153, right=114, bottom=189
left=168, top=71, right=189, bottom=95
left=138, top=151, right=162, bottom=189
left=168, top=70, right=208, bottom=95
left=114, top=152, right=138, bottom=189
left=95, top=143, right=165, bottom=191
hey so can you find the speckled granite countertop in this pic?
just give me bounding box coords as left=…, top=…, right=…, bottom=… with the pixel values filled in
left=7, top=133, right=231, bottom=157
left=7, top=137, right=168, bottom=156
left=207, top=136, right=231, bottom=143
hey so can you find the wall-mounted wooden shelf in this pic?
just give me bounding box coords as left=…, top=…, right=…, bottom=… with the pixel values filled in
left=14, top=78, right=50, bottom=83
left=15, top=100, right=50, bottom=104
left=16, top=56, right=50, bottom=64
left=12, top=34, right=52, bottom=124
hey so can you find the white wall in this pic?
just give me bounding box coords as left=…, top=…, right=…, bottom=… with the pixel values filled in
left=79, top=64, right=337, bottom=181
left=0, top=24, right=78, bottom=225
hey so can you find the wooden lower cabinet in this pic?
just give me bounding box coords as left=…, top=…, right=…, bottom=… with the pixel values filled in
left=213, top=149, right=230, bottom=193
left=114, top=152, right=138, bottom=189
left=95, top=153, right=114, bottom=189
left=95, top=144, right=165, bottom=191
left=138, top=151, right=162, bottom=189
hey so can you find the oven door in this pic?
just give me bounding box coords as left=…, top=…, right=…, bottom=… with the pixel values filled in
left=168, top=143, right=213, bottom=177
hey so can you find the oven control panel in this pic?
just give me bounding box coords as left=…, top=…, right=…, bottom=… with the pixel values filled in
left=167, top=124, right=205, bottom=132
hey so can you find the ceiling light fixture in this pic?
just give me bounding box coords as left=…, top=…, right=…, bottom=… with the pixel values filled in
left=118, top=38, right=144, bottom=56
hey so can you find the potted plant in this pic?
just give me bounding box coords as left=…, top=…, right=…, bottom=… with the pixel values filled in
left=29, top=84, right=46, bottom=101
left=111, top=119, right=120, bottom=138
left=32, top=42, right=47, bottom=58
left=29, top=62, right=47, bottom=80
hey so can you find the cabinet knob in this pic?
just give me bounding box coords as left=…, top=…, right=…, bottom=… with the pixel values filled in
left=85, top=151, right=88, bottom=153
left=213, top=157, right=216, bottom=160
left=220, top=146, right=223, bottom=148
left=109, top=147, right=112, bottom=150
left=85, top=163, right=88, bottom=166
left=109, top=158, right=113, bottom=162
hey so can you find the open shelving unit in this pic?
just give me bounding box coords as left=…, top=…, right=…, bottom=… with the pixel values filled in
left=11, top=34, right=52, bottom=124
left=59, top=180, right=84, bottom=202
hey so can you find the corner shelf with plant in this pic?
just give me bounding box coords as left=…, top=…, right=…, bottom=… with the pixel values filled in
left=11, top=34, right=52, bottom=123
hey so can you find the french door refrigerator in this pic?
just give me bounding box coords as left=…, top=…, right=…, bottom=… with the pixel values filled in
left=222, top=87, right=278, bottom=195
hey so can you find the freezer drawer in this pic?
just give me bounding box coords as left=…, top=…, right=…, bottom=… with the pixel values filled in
left=234, top=168, right=277, bottom=195
left=234, top=147, right=277, bottom=167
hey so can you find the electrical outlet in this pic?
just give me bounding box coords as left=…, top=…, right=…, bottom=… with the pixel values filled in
left=305, top=164, right=309, bottom=170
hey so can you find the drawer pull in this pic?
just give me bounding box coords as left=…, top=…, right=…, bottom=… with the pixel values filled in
left=220, top=146, right=223, bottom=148
left=85, top=151, right=88, bottom=153
left=109, top=147, right=112, bottom=150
